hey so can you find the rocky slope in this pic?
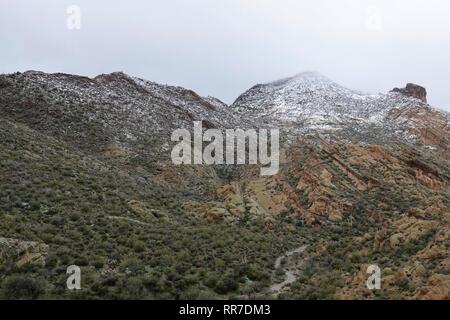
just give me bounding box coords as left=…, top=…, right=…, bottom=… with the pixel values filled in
left=232, top=72, right=449, bottom=154
left=0, top=70, right=448, bottom=299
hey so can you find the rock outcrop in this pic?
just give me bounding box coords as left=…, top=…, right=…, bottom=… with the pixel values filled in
left=0, top=237, right=48, bottom=267
left=392, top=83, right=427, bottom=103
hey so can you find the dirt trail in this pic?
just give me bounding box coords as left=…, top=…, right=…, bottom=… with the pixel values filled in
left=270, top=245, right=307, bottom=294
left=107, top=215, right=151, bottom=226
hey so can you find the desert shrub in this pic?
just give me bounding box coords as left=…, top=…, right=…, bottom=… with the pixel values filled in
left=1, top=276, right=45, bottom=299
left=214, top=272, right=239, bottom=294
left=90, top=256, right=105, bottom=269
left=120, top=257, right=144, bottom=273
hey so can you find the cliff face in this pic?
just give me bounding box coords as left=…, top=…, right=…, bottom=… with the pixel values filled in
left=0, top=70, right=448, bottom=299
left=392, top=83, right=427, bottom=103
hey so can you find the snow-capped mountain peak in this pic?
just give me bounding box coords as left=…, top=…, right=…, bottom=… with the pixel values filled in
left=231, top=72, right=448, bottom=150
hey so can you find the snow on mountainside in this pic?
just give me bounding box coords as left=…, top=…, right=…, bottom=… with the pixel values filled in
left=232, top=71, right=420, bottom=126
left=232, top=72, right=449, bottom=152
left=0, top=71, right=242, bottom=157
left=0, top=70, right=448, bottom=154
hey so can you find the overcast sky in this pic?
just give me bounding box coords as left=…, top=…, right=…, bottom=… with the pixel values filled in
left=1, top=0, right=449, bottom=110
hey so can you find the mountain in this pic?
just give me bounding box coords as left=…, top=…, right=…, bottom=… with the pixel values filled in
left=0, top=70, right=448, bottom=299
left=0, top=70, right=242, bottom=195
left=0, top=70, right=239, bottom=155
left=233, top=72, right=449, bottom=154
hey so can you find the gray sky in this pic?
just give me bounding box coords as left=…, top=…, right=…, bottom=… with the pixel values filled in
left=1, top=0, right=449, bottom=110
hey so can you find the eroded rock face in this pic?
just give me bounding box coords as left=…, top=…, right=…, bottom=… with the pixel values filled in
left=0, top=237, right=49, bottom=267
left=392, top=83, right=427, bottom=103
